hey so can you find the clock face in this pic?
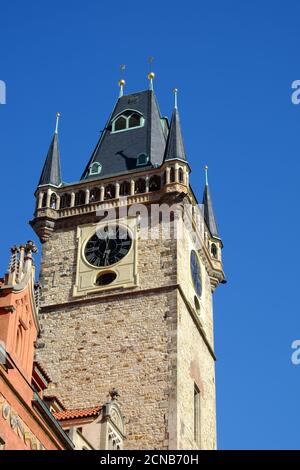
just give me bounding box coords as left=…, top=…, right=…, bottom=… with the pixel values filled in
left=84, top=225, right=132, bottom=267
left=190, top=250, right=202, bottom=297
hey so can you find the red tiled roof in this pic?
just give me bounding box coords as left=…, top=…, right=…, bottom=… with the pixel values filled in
left=53, top=406, right=102, bottom=421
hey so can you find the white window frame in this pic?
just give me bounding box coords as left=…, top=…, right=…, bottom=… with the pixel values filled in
left=111, top=110, right=145, bottom=134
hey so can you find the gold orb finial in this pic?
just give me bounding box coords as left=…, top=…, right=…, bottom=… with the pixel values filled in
left=118, top=79, right=125, bottom=87
left=148, top=72, right=155, bottom=80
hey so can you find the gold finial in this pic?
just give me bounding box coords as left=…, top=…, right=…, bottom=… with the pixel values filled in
left=204, top=165, right=209, bottom=185
left=118, top=79, right=125, bottom=97
left=55, top=112, right=61, bottom=134
left=118, top=64, right=126, bottom=97
left=148, top=72, right=155, bottom=90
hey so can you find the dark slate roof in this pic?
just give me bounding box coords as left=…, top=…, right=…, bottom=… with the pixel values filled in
left=81, top=90, right=167, bottom=180
left=202, top=184, right=220, bottom=239
left=164, top=107, right=187, bottom=162
left=38, top=132, right=62, bottom=187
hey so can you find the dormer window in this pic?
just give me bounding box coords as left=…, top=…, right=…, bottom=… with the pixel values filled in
left=89, top=162, right=102, bottom=176
left=136, top=154, right=149, bottom=166
left=112, top=110, right=144, bottom=133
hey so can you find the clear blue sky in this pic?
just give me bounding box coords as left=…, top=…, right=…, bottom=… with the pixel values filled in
left=1, top=0, right=299, bottom=450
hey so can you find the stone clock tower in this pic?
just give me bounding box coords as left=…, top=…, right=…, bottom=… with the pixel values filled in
left=30, top=76, right=226, bottom=450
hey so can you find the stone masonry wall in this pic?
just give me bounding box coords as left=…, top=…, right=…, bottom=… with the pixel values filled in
left=38, top=291, right=177, bottom=450
left=177, top=292, right=216, bottom=450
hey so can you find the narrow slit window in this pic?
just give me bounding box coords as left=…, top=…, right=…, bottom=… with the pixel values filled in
left=194, top=384, right=201, bottom=448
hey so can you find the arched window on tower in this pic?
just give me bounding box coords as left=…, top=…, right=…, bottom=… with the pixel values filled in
left=149, top=175, right=161, bottom=192
left=74, top=190, right=85, bottom=207
left=90, top=187, right=101, bottom=202
left=170, top=167, right=175, bottom=183
left=129, top=113, right=141, bottom=128
left=114, top=116, right=126, bottom=131
left=179, top=167, right=184, bottom=183
left=50, top=193, right=57, bottom=209
left=111, top=110, right=144, bottom=133
left=89, top=162, right=102, bottom=176
left=135, top=178, right=146, bottom=194
left=120, top=181, right=130, bottom=196
left=41, top=193, right=47, bottom=208
left=105, top=184, right=116, bottom=200
left=211, top=243, right=218, bottom=259
left=60, top=193, right=71, bottom=209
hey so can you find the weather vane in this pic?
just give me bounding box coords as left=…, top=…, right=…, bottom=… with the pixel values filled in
left=148, top=56, right=154, bottom=71
left=147, top=56, right=155, bottom=90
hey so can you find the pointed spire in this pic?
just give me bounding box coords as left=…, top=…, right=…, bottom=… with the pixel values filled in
left=202, top=165, right=220, bottom=239
left=204, top=164, right=209, bottom=185
left=164, top=89, right=187, bottom=162
left=55, top=112, right=60, bottom=134
left=174, top=88, right=178, bottom=109
left=38, top=113, right=62, bottom=187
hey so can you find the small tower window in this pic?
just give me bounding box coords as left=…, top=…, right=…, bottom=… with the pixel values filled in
left=170, top=167, right=175, bottom=183
left=41, top=193, right=47, bottom=208
left=114, top=116, right=126, bottom=131
left=50, top=193, right=57, bottom=209
left=120, top=181, right=130, bottom=196
left=149, top=175, right=161, bottom=192
left=75, top=190, right=85, bottom=206
left=96, top=272, right=117, bottom=286
left=211, top=243, right=218, bottom=259
left=179, top=167, right=184, bottom=183
left=60, top=193, right=71, bottom=209
left=90, top=187, right=101, bottom=202
left=89, top=162, right=102, bottom=176
left=194, top=384, right=201, bottom=448
left=194, top=296, right=200, bottom=315
left=105, top=184, right=116, bottom=200
left=129, top=113, right=141, bottom=128
left=136, top=154, right=149, bottom=166
left=135, top=178, right=146, bottom=194
left=111, top=110, right=144, bottom=133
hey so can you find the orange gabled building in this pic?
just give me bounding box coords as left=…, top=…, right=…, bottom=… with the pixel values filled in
left=0, top=241, right=74, bottom=450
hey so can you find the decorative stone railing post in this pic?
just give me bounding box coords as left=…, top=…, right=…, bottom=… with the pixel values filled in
left=85, top=189, right=90, bottom=205
left=175, top=163, right=179, bottom=183
left=38, top=192, right=43, bottom=209
left=100, top=186, right=105, bottom=202
left=145, top=176, right=149, bottom=193
left=184, top=168, right=189, bottom=186
left=166, top=167, right=171, bottom=185
left=46, top=189, right=52, bottom=208
left=115, top=182, right=120, bottom=199
left=70, top=192, right=75, bottom=208
left=130, top=180, right=135, bottom=196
